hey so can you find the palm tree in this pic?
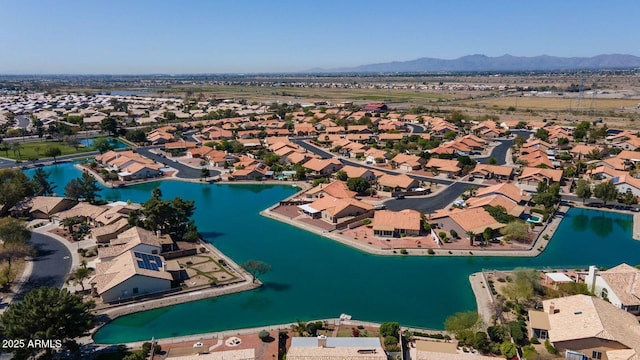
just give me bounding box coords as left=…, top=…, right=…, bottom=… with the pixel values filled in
left=72, top=261, right=91, bottom=292
left=466, top=231, right=475, bottom=246
left=291, top=320, right=307, bottom=336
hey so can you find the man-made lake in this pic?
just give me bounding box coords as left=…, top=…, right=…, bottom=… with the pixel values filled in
left=79, top=137, right=129, bottom=150
left=23, top=163, right=640, bottom=343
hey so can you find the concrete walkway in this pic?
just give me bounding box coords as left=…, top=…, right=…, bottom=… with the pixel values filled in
left=469, top=272, right=494, bottom=327
left=634, top=213, right=640, bottom=241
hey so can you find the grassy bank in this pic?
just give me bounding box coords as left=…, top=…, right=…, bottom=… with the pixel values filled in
left=1, top=141, right=94, bottom=161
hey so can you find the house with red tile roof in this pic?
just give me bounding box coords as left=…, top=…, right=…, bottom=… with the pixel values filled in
left=518, top=167, right=563, bottom=186
left=231, top=162, right=271, bottom=181
left=298, top=195, right=374, bottom=224
left=470, top=164, right=514, bottom=180
left=337, top=165, right=377, bottom=181
left=476, top=183, right=526, bottom=204
left=377, top=174, right=420, bottom=193
left=364, top=148, right=390, bottom=164
left=392, top=153, right=426, bottom=171
left=305, top=181, right=356, bottom=199
left=519, top=149, right=554, bottom=168
left=425, top=158, right=461, bottom=175
left=373, top=209, right=422, bottom=237
left=302, top=158, right=343, bottom=177
left=186, top=146, right=214, bottom=159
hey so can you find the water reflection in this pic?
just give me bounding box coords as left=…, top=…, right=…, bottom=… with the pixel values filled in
left=589, top=213, right=614, bottom=238
left=571, top=213, right=589, bottom=232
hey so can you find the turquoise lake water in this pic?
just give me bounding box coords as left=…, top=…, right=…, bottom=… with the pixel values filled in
left=78, top=137, right=129, bottom=150
left=23, top=163, right=640, bottom=343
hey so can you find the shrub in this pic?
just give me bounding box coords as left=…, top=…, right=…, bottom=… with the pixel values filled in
left=530, top=337, right=540, bottom=344
left=543, top=234, right=550, bottom=240
left=258, top=330, right=270, bottom=340
left=362, top=218, right=371, bottom=225
left=384, top=335, right=398, bottom=347
left=438, top=231, right=447, bottom=239
left=352, top=327, right=360, bottom=337
left=544, top=339, right=558, bottom=355
left=199, top=247, right=206, bottom=253
left=427, top=249, right=435, bottom=255
left=400, top=249, right=408, bottom=255
left=450, top=229, right=458, bottom=238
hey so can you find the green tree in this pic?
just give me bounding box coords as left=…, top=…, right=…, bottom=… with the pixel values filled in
left=64, top=135, right=80, bottom=150
left=575, top=179, right=592, bottom=203
left=444, top=131, right=457, bottom=140
left=500, top=221, right=529, bottom=243
left=0, top=287, right=95, bottom=359
left=242, top=260, right=272, bottom=283
left=100, top=117, right=119, bottom=136
left=379, top=322, right=400, bottom=338
left=534, top=128, right=549, bottom=141
left=31, top=168, right=56, bottom=196
left=482, top=227, right=493, bottom=244
left=92, top=137, right=113, bottom=154
left=65, top=172, right=100, bottom=203
left=488, top=157, right=498, bottom=165
left=43, top=146, right=62, bottom=163
left=258, top=330, right=270, bottom=341
left=500, top=341, right=518, bottom=359
left=593, top=180, right=618, bottom=205
left=347, top=177, right=371, bottom=195
left=444, top=311, right=480, bottom=339
left=200, top=167, right=210, bottom=181
left=335, top=170, right=348, bottom=181
left=141, top=193, right=197, bottom=241
left=0, top=169, right=35, bottom=215
left=0, top=217, right=31, bottom=245
left=125, top=129, right=147, bottom=143
left=502, top=268, right=540, bottom=304
left=71, top=261, right=92, bottom=292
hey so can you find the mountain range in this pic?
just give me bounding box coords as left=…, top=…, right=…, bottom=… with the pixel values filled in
left=310, top=54, right=640, bottom=73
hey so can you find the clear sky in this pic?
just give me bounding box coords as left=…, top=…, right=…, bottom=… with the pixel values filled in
left=1, top=0, right=638, bottom=74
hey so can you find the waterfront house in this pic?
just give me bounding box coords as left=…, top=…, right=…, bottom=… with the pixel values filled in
left=186, top=146, right=214, bottom=159
left=528, top=295, right=640, bottom=358
left=231, top=162, right=271, bottom=181
left=373, top=209, right=422, bottom=237
left=98, top=226, right=164, bottom=261
left=92, top=218, right=130, bottom=243
left=612, top=175, right=640, bottom=197
left=299, top=196, right=374, bottom=224
left=118, top=163, right=163, bottom=181
left=90, top=250, right=173, bottom=303
left=287, top=336, right=386, bottom=360
left=585, top=264, right=640, bottom=315
left=305, top=181, right=356, bottom=199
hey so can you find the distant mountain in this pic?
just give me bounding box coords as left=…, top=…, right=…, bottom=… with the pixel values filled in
left=313, top=54, right=640, bottom=73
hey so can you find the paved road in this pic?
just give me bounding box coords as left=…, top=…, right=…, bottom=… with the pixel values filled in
left=385, top=181, right=472, bottom=213
left=476, top=130, right=529, bottom=165
left=15, top=232, right=73, bottom=300
left=136, top=147, right=221, bottom=179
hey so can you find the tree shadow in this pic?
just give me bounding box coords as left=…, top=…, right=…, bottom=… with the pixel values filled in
left=198, top=231, right=225, bottom=240
left=261, top=282, right=291, bottom=292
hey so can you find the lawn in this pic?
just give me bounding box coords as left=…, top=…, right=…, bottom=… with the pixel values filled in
left=0, top=141, right=94, bottom=161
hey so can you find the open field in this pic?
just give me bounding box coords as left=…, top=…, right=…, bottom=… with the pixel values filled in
left=459, top=96, right=640, bottom=112
left=160, top=85, right=459, bottom=105
left=0, top=141, right=93, bottom=161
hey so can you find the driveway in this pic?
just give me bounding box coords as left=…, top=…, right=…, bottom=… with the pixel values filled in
left=136, top=147, right=221, bottom=179
left=15, top=232, right=73, bottom=300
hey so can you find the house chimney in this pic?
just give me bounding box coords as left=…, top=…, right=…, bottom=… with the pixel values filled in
left=317, top=335, right=327, bottom=348
left=588, top=266, right=598, bottom=293
left=162, top=261, right=167, bottom=271
left=548, top=302, right=555, bottom=315
left=156, top=230, right=161, bottom=238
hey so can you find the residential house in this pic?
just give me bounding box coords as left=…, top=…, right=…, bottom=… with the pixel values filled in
left=586, top=264, right=640, bottom=315
left=518, top=167, right=563, bottom=186
left=476, top=183, right=526, bottom=204
left=612, top=176, right=640, bottom=198
left=118, top=163, right=163, bottom=181
left=373, top=209, right=422, bottom=237
left=364, top=148, right=389, bottom=164
left=24, top=196, right=77, bottom=219
left=392, top=153, right=425, bottom=171
left=302, top=158, right=343, bottom=177
left=90, top=250, right=173, bottom=303
left=469, top=164, right=514, bottom=180
left=425, top=158, right=461, bottom=176
left=92, top=218, right=130, bottom=243
left=518, top=149, right=554, bottom=168
left=337, top=165, right=377, bottom=181
left=305, top=181, right=356, bottom=199
left=97, top=226, right=164, bottom=261
left=53, top=202, right=107, bottom=225
left=363, top=103, right=388, bottom=113
left=298, top=196, right=374, bottom=224
left=186, top=146, right=214, bottom=159
left=232, top=162, right=271, bottom=180
left=287, top=336, right=386, bottom=360
left=528, top=295, right=640, bottom=358
left=377, top=174, right=420, bottom=193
